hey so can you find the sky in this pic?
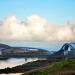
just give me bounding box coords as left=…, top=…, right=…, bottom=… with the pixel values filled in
left=0, top=0, right=75, bottom=24
left=0, top=0, right=75, bottom=42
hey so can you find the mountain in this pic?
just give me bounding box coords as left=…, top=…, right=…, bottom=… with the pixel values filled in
left=0, top=43, right=50, bottom=59
left=48, top=43, right=75, bottom=59
left=0, top=43, right=10, bottom=50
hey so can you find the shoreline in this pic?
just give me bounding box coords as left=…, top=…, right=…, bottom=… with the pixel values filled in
left=0, top=59, right=50, bottom=74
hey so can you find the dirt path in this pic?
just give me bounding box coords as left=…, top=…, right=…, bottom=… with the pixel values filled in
left=22, top=65, right=49, bottom=75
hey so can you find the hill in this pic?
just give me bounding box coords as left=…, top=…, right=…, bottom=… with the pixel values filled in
left=22, top=59, right=75, bottom=75
left=0, top=43, right=10, bottom=49
left=47, top=43, right=75, bottom=60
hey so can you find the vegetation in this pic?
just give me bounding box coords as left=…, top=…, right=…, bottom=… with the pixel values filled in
left=22, top=59, right=75, bottom=75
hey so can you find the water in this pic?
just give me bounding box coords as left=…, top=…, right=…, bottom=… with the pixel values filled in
left=0, top=58, right=38, bottom=75
left=0, top=58, right=38, bottom=69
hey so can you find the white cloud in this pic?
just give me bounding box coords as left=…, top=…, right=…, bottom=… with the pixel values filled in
left=0, top=14, right=75, bottom=41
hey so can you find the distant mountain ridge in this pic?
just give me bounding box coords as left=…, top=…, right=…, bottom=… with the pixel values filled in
left=0, top=43, right=48, bottom=51
left=48, top=42, right=75, bottom=59
left=0, top=43, right=10, bottom=49
left=0, top=43, right=50, bottom=59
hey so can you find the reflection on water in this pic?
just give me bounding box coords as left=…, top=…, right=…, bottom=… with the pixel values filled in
left=0, top=58, right=38, bottom=69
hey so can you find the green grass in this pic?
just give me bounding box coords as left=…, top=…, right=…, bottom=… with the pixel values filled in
left=22, top=59, right=75, bottom=75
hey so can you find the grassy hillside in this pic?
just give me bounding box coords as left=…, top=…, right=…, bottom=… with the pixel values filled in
left=22, top=59, right=75, bottom=75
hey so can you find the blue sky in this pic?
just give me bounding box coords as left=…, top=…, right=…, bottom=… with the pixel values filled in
left=0, top=0, right=75, bottom=25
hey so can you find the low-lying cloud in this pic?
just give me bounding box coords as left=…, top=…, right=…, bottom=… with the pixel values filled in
left=0, top=15, right=75, bottom=41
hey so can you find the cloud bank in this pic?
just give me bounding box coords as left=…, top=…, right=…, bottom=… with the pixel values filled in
left=0, top=15, right=75, bottom=41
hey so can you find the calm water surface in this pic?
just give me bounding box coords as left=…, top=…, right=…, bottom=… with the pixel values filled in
left=0, top=58, right=38, bottom=69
